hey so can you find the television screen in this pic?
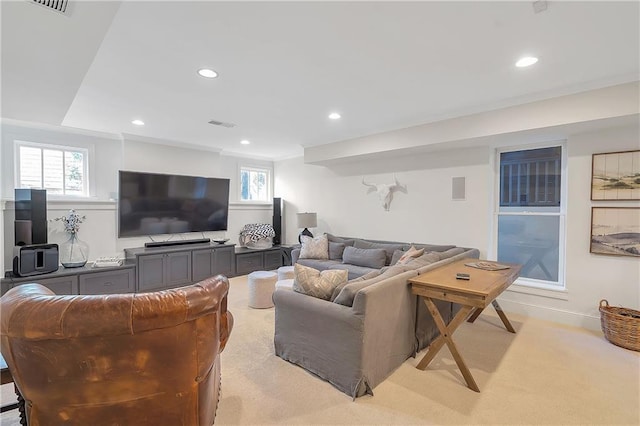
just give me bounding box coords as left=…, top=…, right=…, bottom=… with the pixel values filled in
left=118, top=171, right=230, bottom=237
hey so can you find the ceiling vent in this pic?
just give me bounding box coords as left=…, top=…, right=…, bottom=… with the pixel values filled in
left=208, top=119, right=236, bottom=128
left=31, top=0, right=69, bottom=15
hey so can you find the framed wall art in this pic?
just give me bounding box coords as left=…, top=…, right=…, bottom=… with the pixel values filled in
left=590, top=207, right=640, bottom=257
left=591, top=150, right=640, bottom=201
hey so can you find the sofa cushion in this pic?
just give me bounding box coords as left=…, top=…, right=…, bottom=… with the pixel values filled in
left=296, top=259, right=343, bottom=271
left=353, top=240, right=406, bottom=265
left=396, top=246, right=425, bottom=265
left=328, top=242, right=346, bottom=260
left=292, top=264, right=348, bottom=300
left=299, top=234, right=329, bottom=260
left=333, top=265, right=410, bottom=307
left=329, top=264, right=381, bottom=281
left=342, top=246, right=386, bottom=269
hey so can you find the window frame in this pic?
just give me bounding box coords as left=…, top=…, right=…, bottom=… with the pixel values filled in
left=492, top=141, right=568, bottom=291
left=14, top=140, right=90, bottom=198
left=238, top=164, right=272, bottom=203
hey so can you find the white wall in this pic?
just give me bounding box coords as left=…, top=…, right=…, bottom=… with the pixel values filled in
left=1, top=122, right=273, bottom=270
left=275, top=124, right=640, bottom=330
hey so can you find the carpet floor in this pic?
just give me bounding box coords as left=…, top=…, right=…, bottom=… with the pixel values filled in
left=2, top=274, right=638, bottom=425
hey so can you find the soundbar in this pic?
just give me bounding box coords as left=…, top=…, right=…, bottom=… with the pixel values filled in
left=144, top=238, right=211, bottom=248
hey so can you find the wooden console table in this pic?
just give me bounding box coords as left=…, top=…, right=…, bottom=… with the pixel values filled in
left=409, top=259, right=521, bottom=392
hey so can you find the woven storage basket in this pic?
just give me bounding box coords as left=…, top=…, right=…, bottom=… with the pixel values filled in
left=599, top=300, right=640, bottom=352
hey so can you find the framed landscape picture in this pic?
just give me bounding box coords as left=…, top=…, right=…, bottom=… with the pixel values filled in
left=590, top=207, right=640, bottom=257
left=591, top=150, right=640, bottom=200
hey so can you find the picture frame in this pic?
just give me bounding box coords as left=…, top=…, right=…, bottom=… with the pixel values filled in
left=590, top=207, right=640, bottom=257
left=591, top=150, right=640, bottom=201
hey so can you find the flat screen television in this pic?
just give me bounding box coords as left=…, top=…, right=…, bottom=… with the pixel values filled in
left=118, top=170, right=230, bottom=237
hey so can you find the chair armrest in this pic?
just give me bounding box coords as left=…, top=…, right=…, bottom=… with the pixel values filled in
left=291, top=248, right=301, bottom=264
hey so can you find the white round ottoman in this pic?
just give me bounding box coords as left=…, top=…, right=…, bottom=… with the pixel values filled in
left=275, top=278, right=294, bottom=291
left=277, top=266, right=295, bottom=281
left=248, top=271, right=277, bottom=308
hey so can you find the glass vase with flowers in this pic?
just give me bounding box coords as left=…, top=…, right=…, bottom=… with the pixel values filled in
left=56, top=209, right=89, bottom=268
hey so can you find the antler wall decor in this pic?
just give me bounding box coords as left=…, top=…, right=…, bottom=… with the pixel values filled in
left=362, top=174, right=407, bottom=211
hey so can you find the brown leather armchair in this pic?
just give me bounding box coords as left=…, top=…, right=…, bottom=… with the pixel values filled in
left=0, top=275, right=233, bottom=426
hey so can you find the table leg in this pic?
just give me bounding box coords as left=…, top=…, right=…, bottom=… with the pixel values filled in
left=467, top=307, right=484, bottom=323
left=491, top=300, right=516, bottom=333
left=416, top=298, right=480, bottom=392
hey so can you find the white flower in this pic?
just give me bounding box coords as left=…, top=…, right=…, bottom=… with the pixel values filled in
left=55, top=209, right=86, bottom=235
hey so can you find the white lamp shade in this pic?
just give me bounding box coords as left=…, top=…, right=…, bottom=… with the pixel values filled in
left=297, top=212, right=317, bottom=228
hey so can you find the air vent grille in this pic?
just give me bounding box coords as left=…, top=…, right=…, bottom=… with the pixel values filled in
left=31, top=0, right=69, bottom=14
left=208, top=119, right=236, bottom=128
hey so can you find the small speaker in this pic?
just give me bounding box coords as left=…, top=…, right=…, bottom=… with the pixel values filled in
left=12, top=244, right=59, bottom=277
left=273, top=197, right=283, bottom=245
left=15, top=188, right=48, bottom=245
left=452, top=177, right=466, bottom=201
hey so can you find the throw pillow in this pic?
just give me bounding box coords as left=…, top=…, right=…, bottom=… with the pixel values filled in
left=293, top=264, right=348, bottom=300
left=342, top=246, right=386, bottom=269
left=333, top=265, right=410, bottom=307
left=353, top=240, right=405, bottom=265
left=403, top=251, right=441, bottom=269
left=390, top=249, right=405, bottom=266
left=330, top=269, right=381, bottom=301
left=299, top=234, right=329, bottom=260
left=396, top=245, right=425, bottom=265
left=328, top=242, right=346, bottom=260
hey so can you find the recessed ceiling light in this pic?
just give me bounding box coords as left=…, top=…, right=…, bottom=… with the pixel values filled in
left=328, top=112, right=341, bottom=120
left=240, top=140, right=250, bottom=145
left=198, top=68, right=218, bottom=78
left=131, top=119, right=145, bottom=126
left=515, top=56, right=538, bottom=68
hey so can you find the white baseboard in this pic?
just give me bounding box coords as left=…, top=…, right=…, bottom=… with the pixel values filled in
left=497, top=298, right=601, bottom=331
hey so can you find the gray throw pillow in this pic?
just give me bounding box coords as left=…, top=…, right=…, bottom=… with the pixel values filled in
left=330, top=269, right=381, bottom=301
left=328, top=242, right=346, bottom=260
left=342, top=246, right=386, bottom=269
left=333, top=265, right=409, bottom=306
left=390, top=249, right=404, bottom=266
left=293, top=264, right=348, bottom=300
left=437, top=247, right=466, bottom=260
left=353, top=240, right=405, bottom=265
left=403, top=251, right=441, bottom=269
left=410, top=243, right=456, bottom=252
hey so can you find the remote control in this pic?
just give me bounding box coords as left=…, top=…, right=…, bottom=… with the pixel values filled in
left=456, top=273, right=470, bottom=280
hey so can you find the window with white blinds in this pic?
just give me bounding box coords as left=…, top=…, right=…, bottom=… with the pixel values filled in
left=16, top=142, right=89, bottom=196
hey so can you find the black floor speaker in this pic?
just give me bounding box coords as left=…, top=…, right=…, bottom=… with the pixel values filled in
left=15, top=188, right=48, bottom=245
left=273, top=197, right=282, bottom=245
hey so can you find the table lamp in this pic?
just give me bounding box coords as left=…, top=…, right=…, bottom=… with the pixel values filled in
left=297, top=212, right=317, bottom=243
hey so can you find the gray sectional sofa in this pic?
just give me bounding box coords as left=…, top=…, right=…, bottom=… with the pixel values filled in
left=273, top=234, right=479, bottom=398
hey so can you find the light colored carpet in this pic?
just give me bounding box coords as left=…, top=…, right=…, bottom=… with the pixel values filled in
left=2, top=274, right=639, bottom=425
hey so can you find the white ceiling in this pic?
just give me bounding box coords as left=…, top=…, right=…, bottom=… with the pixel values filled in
left=2, top=1, right=639, bottom=160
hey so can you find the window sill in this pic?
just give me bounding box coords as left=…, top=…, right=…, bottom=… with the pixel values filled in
left=507, top=278, right=568, bottom=301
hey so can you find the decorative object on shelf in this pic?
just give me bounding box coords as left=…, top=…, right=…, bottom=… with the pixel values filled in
left=296, top=212, right=317, bottom=243
left=212, top=238, right=230, bottom=245
left=239, top=223, right=275, bottom=249
left=599, top=299, right=640, bottom=352
left=362, top=174, right=407, bottom=211
left=56, top=209, right=89, bottom=268
left=591, top=150, right=640, bottom=201
left=590, top=207, right=640, bottom=257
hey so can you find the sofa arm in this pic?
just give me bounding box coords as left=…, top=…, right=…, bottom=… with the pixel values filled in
left=291, top=248, right=301, bottom=264
left=273, top=288, right=366, bottom=397
left=351, top=270, right=419, bottom=388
